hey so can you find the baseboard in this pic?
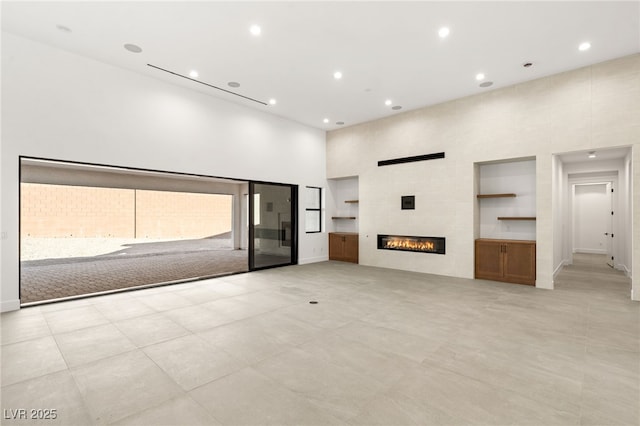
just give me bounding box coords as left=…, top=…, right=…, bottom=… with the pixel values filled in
left=298, top=255, right=329, bottom=265
left=553, top=260, right=568, bottom=280
left=573, top=249, right=606, bottom=255
left=618, top=264, right=631, bottom=277
left=1, top=299, right=21, bottom=313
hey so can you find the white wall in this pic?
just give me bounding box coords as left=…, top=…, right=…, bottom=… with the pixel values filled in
left=1, top=33, right=328, bottom=311
left=327, top=53, right=640, bottom=299
left=623, top=151, right=633, bottom=277
left=573, top=184, right=610, bottom=254
left=552, top=155, right=565, bottom=278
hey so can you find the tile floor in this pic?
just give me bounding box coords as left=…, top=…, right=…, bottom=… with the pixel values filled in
left=1, top=256, right=638, bottom=425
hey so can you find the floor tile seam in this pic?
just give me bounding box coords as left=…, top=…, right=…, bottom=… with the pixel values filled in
left=249, top=367, right=358, bottom=424
left=583, top=338, right=640, bottom=354
left=113, top=349, right=191, bottom=407
left=331, top=324, right=440, bottom=365
left=422, top=341, right=588, bottom=379
left=352, top=316, right=461, bottom=347
left=584, top=321, right=640, bottom=335
left=417, top=361, right=585, bottom=420
left=50, top=361, right=97, bottom=425
left=161, top=392, right=226, bottom=426
left=0, top=360, right=70, bottom=390
left=343, top=386, right=422, bottom=425
left=288, top=337, right=417, bottom=391
left=56, top=334, right=140, bottom=369
left=136, top=343, right=233, bottom=395
left=583, top=350, right=640, bottom=376
left=174, top=359, right=248, bottom=394
left=0, top=327, right=54, bottom=347
left=148, top=331, right=250, bottom=378
left=41, top=313, right=111, bottom=336
left=110, top=318, right=192, bottom=349
left=418, top=342, right=582, bottom=378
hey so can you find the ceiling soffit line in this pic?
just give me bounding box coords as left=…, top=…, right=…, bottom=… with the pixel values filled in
left=147, top=63, right=267, bottom=106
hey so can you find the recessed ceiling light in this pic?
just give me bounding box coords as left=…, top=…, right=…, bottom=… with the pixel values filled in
left=228, top=82, right=240, bottom=88
left=385, top=99, right=392, bottom=106
left=438, top=27, right=450, bottom=38
left=523, top=62, right=533, bottom=68
left=475, top=73, right=485, bottom=81
left=124, top=43, right=143, bottom=53
left=588, top=151, right=596, bottom=158
left=269, top=98, right=277, bottom=105
left=392, top=106, right=402, bottom=110
left=323, top=118, right=329, bottom=124
left=189, top=70, right=199, bottom=79
left=578, top=42, right=591, bottom=51
left=333, top=71, right=343, bottom=80
left=56, top=24, right=72, bottom=33
left=250, top=25, right=261, bottom=36
left=479, top=81, right=494, bottom=88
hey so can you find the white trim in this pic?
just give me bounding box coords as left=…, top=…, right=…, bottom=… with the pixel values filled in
left=0, top=299, right=21, bottom=312
left=553, top=259, right=569, bottom=280
left=573, top=248, right=606, bottom=255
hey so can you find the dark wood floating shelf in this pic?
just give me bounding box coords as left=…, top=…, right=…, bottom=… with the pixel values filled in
left=344, top=200, right=359, bottom=204
left=332, top=216, right=357, bottom=220
left=477, top=193, right=516, bottom=199
left=497, top=217, right=536, bottom=221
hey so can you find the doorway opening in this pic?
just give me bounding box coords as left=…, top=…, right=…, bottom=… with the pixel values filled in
left=552, top=146, right=633, bottom=297
left=19, top=158, right=299, bottom=305
left=573, top=182, right=614, bottom=267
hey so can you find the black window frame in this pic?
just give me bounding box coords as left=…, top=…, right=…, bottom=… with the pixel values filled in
left=304, top=186, right=322, bottom=233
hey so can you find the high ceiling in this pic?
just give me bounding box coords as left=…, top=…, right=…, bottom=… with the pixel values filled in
left=2, top=1, right=639, bottom=131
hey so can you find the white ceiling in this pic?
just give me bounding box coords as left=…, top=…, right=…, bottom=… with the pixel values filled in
left=2, top=1, right=639, bottom=131
left=557, top=146, right=631, bottom=164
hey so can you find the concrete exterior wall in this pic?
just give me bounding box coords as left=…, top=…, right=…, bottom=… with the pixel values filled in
left=21, top=184, right=135, bottom=238
left=135, top=190, right=231, bottom=239
left=20, top=184, right=232, bottom=239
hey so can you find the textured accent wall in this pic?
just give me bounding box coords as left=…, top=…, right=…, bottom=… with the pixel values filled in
left=327, top=54, right=640, bottom=294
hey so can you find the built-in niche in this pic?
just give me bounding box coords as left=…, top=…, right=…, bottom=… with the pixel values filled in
left=474, top=157, right=537, bottom=286
left=475, top=158, right=536, bottom=241
left=328, top=176, right=359, bottom=233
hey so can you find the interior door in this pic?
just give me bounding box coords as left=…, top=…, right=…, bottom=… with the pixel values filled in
left=605, top=183, right=614, bottom=267
left=574, top=183, right=610, bottom=257
left=249, top=182, right=298, bottom=270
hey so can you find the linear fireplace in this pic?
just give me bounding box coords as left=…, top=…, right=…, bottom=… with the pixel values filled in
left=377, top=234, right=446, bottom=254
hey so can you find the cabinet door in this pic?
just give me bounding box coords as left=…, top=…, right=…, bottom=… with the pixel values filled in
left=475, top=240, right=504, bottom=281
left=343, top=234, right=359, bottom=264
left=329, top=233, right=345, bottom=261
left=504, top=242, right=536, bottom=285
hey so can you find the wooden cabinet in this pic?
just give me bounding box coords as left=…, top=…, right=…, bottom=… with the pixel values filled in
left=329, top=232, right=359, bottom=263
left=475, top=239, right=536, bottom=285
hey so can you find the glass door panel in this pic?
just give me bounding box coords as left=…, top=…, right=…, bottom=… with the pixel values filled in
left=249, top=182, right=297, bottom=270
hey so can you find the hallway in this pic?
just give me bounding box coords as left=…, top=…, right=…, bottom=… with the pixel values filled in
left=555, top=253, right=632, bottom=302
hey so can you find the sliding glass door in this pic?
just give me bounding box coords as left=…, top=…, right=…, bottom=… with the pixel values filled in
left=249, top=182, right=297, bottom=270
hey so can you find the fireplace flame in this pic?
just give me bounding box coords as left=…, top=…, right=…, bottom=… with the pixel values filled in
left=385, top=239, right=435, bottom=252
